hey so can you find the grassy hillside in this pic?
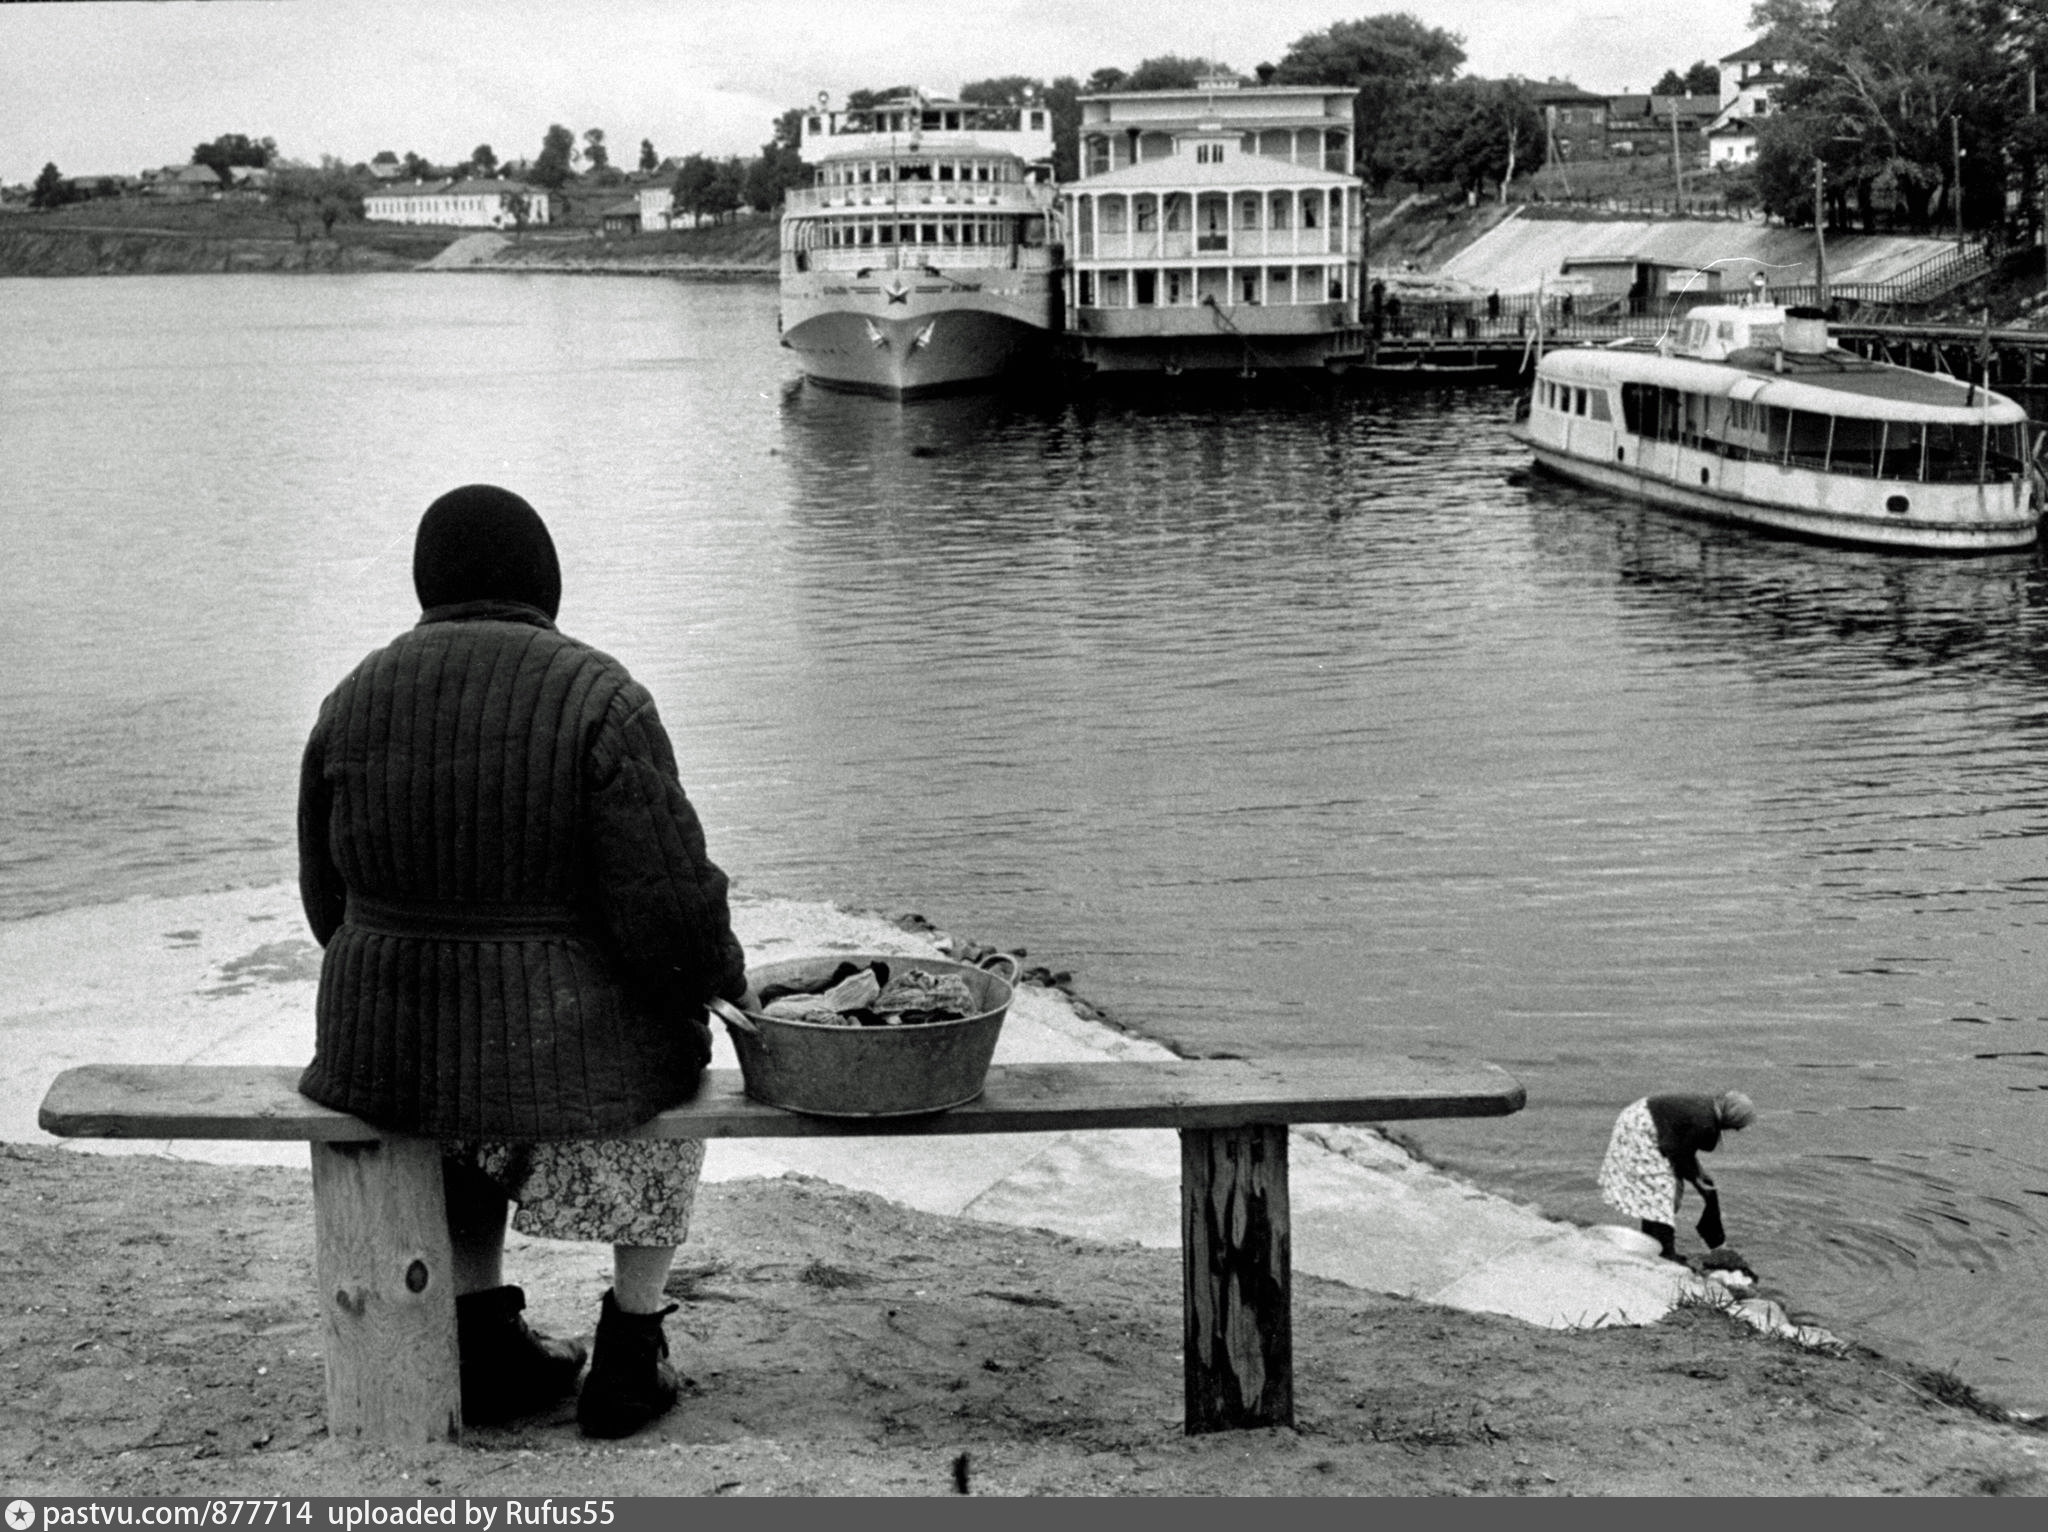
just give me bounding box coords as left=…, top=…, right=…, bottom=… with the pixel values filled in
left=499, top=214, right=777, bottom=267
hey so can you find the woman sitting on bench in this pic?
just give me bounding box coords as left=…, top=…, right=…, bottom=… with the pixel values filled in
left=297, top=484, right=755, bottom=1439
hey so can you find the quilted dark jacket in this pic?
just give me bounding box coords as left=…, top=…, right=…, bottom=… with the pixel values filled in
left=296, top=600, right=748, bottom=1138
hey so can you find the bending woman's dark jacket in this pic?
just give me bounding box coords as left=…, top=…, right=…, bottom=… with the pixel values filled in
left=1646, top=1093, right=1722, bottom=1184
left=297, top=599, right=748, bottom=1139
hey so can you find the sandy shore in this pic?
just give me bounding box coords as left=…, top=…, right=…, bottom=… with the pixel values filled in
left=3, top=884, right=2044, bottom=1495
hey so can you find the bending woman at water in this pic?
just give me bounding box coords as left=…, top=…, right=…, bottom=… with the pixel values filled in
left=1598, top=1091, right=1756, bottom=1261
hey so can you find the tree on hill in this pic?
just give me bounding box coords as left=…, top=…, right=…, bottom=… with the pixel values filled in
left=530, top=124, right=576, bottom=189
left=192, top=133, right=276, bottom=179
left=30, top=162, right=72, bottom=210
left=1269, top=13, right=1468, bottom=190
left=583, top=128, right=609, bottom=173
left=844, top=86, right=921, bottom=111
left=471, top=144, right=498, bottom=177
left=400, top=151, right=437, bottom=181
left=1652, top=61, right=1721, bottom=96
left=1748, top=0, right=2012, bottom=232
left=372, top=150, right=399, bottom=168
left=674, top=152, right=745, bottom=224
left=270, top=160, right=363, bottom=240
left=961, top=75, right=1037, bottom=107
left=742, top=108, right=806, bottom=212
left=1042, top=76, right=1083, bottom=181
left=1084, top=66, right=1128, bottom=93
left=1399, top=77, right=1546, bottom=200
left=639, top=138, right=658, bottom=173
left=1121, top=55, right=1233, bottom=90
left=961, top=74, right=1082, bottom=179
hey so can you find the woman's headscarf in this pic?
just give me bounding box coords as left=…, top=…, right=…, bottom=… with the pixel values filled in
left=412, top=484, right=562, bottom=619
left=1715, top=1091, right=1757, bottom=1130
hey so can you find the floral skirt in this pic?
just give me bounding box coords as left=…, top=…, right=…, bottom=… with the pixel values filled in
left=1597, top=1098, right=1681, bottom=1226
left=446, top=1137, right=705, bottom=1246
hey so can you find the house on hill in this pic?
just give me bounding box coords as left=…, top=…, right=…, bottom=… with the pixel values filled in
left=159, top=163, right=225, bottom=199
left=600, top=198, right=641, bottom=236
left=1707, top=35, right=1795, bottom=165
left=1529, top=82, right=1610, bottom=163
left=1605, top=94, right=1719, bottom=161
left=362, top=177, right=552, bottom=228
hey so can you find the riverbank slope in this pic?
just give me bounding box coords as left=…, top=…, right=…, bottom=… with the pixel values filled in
left=3, top=885, right=2044, bottom=1495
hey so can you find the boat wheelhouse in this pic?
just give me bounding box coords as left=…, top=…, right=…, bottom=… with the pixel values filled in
left=1060, top=79, right=1364, bottom=374
left=778, top=92, right=1059, bottom=397
left=1519, top=303, right=2039, bottom=552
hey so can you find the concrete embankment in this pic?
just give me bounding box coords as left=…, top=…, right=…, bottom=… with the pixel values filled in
left=0, top=225, right=418, bottom=277
left=0, top=880, right=1839, bottom=1355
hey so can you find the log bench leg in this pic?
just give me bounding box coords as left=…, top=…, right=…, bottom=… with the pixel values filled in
left=1180, top=1123, right=1293, bottom=1434
left=310, top=1139, right=461, bottom=1444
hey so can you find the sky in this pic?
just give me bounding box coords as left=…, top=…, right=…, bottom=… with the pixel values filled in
left=1, top=0, right=1765, bottom=187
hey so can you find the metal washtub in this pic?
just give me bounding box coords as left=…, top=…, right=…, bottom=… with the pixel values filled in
left=710, top=952, right=1019, bottom=1117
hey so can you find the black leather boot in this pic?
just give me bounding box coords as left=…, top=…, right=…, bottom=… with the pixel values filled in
left=455, top=1285, right=587, bottom=1426
left=576, top=1289, right=680, bottom=1439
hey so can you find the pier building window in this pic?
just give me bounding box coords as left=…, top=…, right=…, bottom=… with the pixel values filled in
left=1198, top=194, right=1229, bottom=252
left=1135, top=197, right=1158, bottom=232
left=1078, top=271, right=1096, bottom=307
left=1268, top=266, right=1293, bottom=303
left=1239, top=269, right=1260, bottom=304
left=1300, top=193, right=1319, bottom=230
left=1237, top=194, right=1261, bottom=230
left=1102, top=270, right=1128, bottom=307
left=1197, top=268, right=1228, bottom=306
left=1135, top=270, right=1157, bottom=305
left=1268, top=193, right=1291, bottom=231
left=1296, top=267, right=1320, bottom=303
left=1086, top=136, right=1110, bottom=175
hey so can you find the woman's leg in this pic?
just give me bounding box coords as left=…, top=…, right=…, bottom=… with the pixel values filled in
left=613, top=1246, right=677, bottom=1313
left=1640, top=1220, right=1679, bottom=1261
left=443, top=1154, right=511, bottom=1295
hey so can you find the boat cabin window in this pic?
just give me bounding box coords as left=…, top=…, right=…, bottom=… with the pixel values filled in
left=1616, top=381, right=2025, bottom=483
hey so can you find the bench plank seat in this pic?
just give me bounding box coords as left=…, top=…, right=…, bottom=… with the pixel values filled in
left=39, top=1058, right=1525, bottom=1141
left=38, top=1055, right=1524, bottom=1443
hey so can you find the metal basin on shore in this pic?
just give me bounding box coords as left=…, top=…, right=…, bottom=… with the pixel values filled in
left=713, top=952, right=1017, bottom=1117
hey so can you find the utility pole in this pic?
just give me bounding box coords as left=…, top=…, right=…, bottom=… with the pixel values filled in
left=2034, top=67, right=2045, bottom=305
left=1669, top=97, right=1684, bottom=206
left=1813, top=158, right=1827, bottom=306
left=1951, top=113, right=1963, bottom=243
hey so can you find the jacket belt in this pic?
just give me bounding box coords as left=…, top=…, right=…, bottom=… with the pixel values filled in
left=344, top=893, right=586, bottom=941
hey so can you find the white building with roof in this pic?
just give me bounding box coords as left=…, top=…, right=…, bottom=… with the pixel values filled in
left=1061, top=78, right=1363, bottom=371
left=362, top=178, right=551, bottom=228
left=1707, top=36, right=1794, bottom=166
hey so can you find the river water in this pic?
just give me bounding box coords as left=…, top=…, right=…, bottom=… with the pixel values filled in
left=4, top=272, right=2047, bottom=1412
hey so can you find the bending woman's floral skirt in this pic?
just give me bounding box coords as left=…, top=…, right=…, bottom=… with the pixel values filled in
left=447, top=1138, right=706, bottom=1246
left=1597, top=1097, right=1680, bottom=1226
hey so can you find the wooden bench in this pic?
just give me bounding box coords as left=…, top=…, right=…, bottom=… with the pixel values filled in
left=38, top=1057, right=1523, bottom=1444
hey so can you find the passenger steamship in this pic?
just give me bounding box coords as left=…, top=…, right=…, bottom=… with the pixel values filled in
left=779, top=92, right=1060, bottom=396
left=1517, top=302, right=2040, bottom=552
